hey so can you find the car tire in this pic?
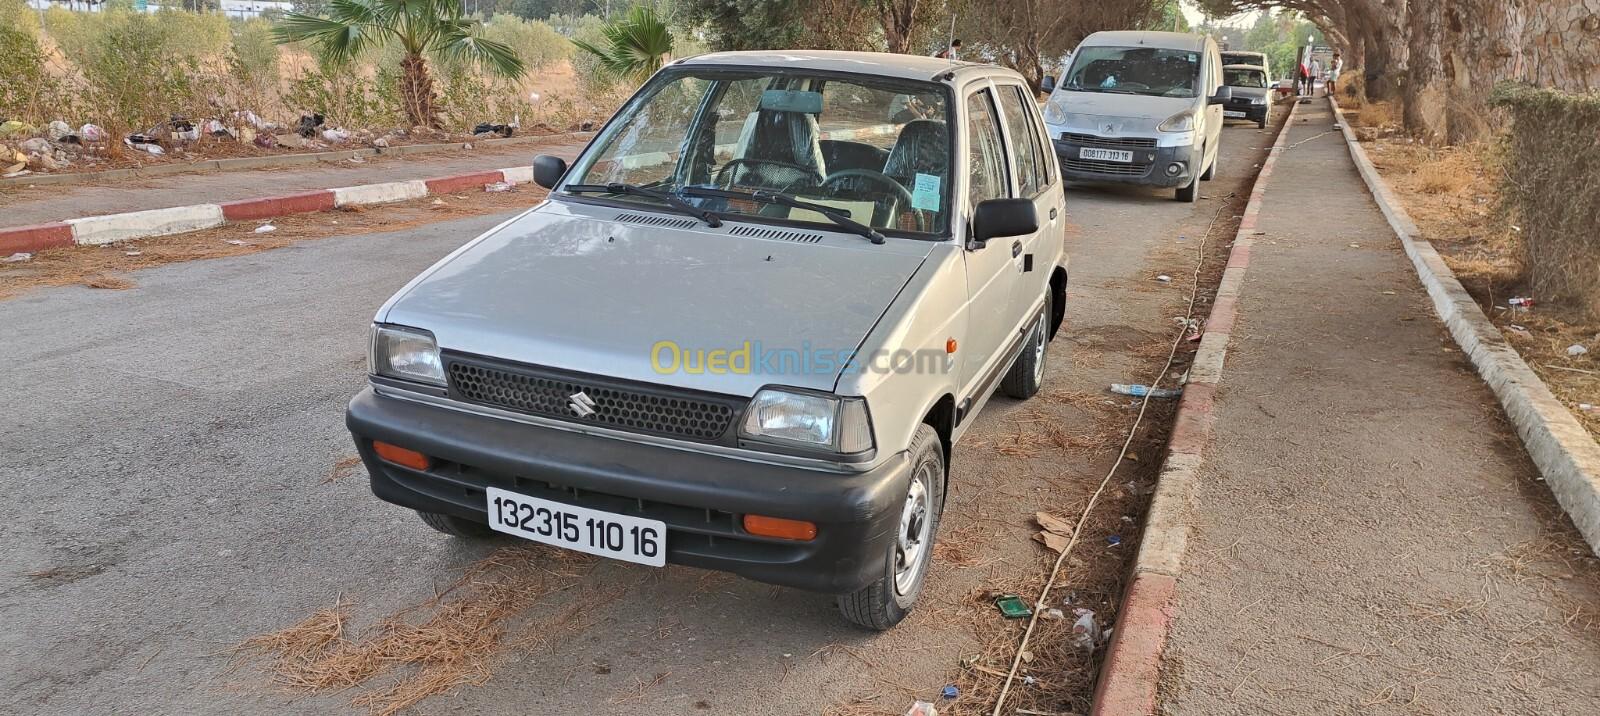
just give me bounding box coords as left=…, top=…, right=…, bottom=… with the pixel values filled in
left=837, top=424, right=944, bottom=631
left=1176, top=173, right=1200, bottom=202
left=1257, top=117, right=1268, bottom=129
left=418, top=510, right=496, bottom=538
left=1001, top=310, right=1048, bottom=399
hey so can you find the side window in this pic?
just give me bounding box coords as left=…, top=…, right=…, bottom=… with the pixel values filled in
left=965, top=89, right=1009, bottom=209
left=997, top=85, right=1046, bottom=197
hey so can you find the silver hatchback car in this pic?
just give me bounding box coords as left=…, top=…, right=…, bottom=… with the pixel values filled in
left=346, top=50, right=1069, bottom=629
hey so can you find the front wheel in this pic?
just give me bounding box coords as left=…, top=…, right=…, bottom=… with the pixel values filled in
left=418, top=510, right=495, bottom=538
left=837, top=424, right=944, bottom=630
left=1176, top=173, right=1200, bottom=202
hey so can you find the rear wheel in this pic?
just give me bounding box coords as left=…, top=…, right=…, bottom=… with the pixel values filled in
left=1002, top=310, right=1048, bottom=399
left=837, top=424, right=944, bottom=630
left=418, top=510, right=495, bottom=538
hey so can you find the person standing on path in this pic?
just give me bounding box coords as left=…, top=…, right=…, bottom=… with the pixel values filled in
left=1310, top=58, right=1324, bottom=96
left=1326, top=52, right=1343, bottom=96
left=1297, top=60, right=1312, bottom=96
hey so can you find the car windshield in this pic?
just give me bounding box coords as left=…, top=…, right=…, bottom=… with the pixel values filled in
left=1063, top=46, right=1201, bottom=98
left=562, top=69, right=954, bottom=236
left=1225, top=68, right=1266, bottom=88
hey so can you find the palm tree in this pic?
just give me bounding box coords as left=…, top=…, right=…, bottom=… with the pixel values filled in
left=273, top=0, right=525, bottom=129
left=571, top=6, right=675, bottom=86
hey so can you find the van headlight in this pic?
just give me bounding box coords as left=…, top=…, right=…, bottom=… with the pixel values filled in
left=1158, top=111, right=1196, bottom=133
left=1043, top=98, right=1068, bottom=126
left=1251, top=96, right=1267, bottom=105
left=741, top=388, right=873, bottom=453
left=370, top=324, right=445, bottom=386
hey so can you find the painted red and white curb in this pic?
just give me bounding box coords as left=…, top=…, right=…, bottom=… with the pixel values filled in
left=0, top=167, right=535, bottom=254
left=1089, top=99, right=1300, bottom=716
left=1329, top=97, right=1600, bottom=554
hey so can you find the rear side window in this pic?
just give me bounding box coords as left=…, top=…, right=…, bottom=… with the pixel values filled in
left=965, top=89, right=1009, bottom=208
left=997, top=85, right=1048, bottom=197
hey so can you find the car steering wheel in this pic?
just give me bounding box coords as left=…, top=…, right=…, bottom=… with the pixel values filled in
left=819, top=169, right=918, bottom=229
left=715, top=158, right=824, bottom=192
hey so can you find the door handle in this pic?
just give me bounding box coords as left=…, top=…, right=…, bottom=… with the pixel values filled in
left=1011, top=240, right=1023, bottom=258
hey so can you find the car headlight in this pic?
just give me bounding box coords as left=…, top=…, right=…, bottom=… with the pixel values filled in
left=1251, top=96, right=1267, bottom=105
left=741, top=388, right=873, bottom=453
left=370, top=324, right=445, bottom=386
left=1158, top=111, right=1196, bottom=133
left=1043, top=98, right=1068, bottom=126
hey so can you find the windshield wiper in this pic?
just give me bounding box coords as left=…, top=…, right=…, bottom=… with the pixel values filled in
left=564, top=183, right=722, bottom=228
left=680, top=187, right=886, bottom=244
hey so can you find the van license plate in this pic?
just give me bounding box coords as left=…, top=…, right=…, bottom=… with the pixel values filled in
left=1079, top=147, right=1133, bottom=163
left=485, top=486, right=666, bottom=567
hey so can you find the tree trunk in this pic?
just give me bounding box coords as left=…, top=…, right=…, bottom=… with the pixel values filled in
left=877, top=0, right=921, bottom=54
left=1443, top=0, right=1524, bottom=143
left=1403, top=0, right=1448, bottom=140
left=1354, top=1, right=1405, bottom=102
left=400, top=52, right=438, bottom=129
left=1520, top=0, right=1600, bottom=93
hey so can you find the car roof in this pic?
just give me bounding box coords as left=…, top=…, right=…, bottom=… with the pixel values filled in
left=672, top=50, right=1012, bottom=83
left=1223, top=64, right=1266, bottom=71
left=1222, top=50, right=1267, bottom=57
left=1078, top=31, right=1210, bottom=52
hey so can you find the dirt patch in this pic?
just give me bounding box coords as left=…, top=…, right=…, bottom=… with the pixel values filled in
left=1362, top=136, right=1600, bottom=439
left=0, top=185, right=546, bottom=301
left=233, top=543, right=599, bottom=716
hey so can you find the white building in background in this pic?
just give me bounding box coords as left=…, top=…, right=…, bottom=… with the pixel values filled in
left=26, top=0, right=293, bottom=18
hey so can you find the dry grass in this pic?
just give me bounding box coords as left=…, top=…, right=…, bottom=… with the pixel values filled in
left=1363, top=133, right=1600, bottom=439
left=324, top=456, right=364, bottom=484
left=233, top=544, right=594, bottom=716
left=0, top=186, right=545, bottom=301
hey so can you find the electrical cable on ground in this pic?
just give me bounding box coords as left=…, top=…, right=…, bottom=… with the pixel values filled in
left=988, top=189, right=1240, bottom=716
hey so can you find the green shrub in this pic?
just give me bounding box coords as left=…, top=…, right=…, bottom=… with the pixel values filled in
left=1490, top=83, right=1600, bottom=316
left=480, top=15, right=572, bottom=71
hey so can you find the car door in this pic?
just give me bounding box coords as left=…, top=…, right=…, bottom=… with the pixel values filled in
left=994, top=82, right=1061, bottom=320
left=1204, top=45, right=1224, bottom=167
left=957, top=85, right=1022, bottom=401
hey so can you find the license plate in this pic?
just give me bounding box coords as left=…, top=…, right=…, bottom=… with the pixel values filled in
left=485, top=486, right=666, bottom=567
left=1224, top=110, right=1248, bottom=118
left=1079, top=147, right=1133, bottom=163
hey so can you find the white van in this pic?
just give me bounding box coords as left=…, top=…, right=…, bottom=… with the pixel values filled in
left=1040, top=31, right=1231, bottom=202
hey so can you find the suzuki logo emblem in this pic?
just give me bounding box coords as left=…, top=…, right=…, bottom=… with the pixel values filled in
left=1103, top=123, right=1115, bottom=133
left=568, top=391, right=597, bottom=418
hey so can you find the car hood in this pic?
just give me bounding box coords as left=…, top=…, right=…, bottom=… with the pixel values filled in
left=381, top=202, right=936, bottom=397
left=1050, top=89, right=1198, bottom=122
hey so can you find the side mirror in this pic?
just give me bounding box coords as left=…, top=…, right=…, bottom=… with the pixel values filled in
left=970, top=198, right=1039, bottom=247
left=533, top=154, right=568, bottom=189
left=1208, top=86, right=1234, bottom=105
left=1040, top=75, right=1056, bottom=94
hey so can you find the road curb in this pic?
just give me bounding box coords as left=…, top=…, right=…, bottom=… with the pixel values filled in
left=0, top=165, right=538, bottom=253
left=1329, top=97, right=1600, bottom=555
left=1088, top=99, right=1300, bottom=716
left=0, top=131, right=592, bottom=188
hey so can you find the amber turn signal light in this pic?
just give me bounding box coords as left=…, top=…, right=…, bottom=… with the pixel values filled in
left=372, top=441, right=432, bottom=471
left=743, top=514, right=818, bottom=541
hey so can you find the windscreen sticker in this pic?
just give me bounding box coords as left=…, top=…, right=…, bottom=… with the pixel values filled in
left=911, top=173, right=942, bottom=211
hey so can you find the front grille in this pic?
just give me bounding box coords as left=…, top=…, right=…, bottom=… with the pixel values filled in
left=445, top=353, right=743, bottom=442
left=1062, top=132, right=1158, bottom=149
left=1063, top=158, right=1151, bottom=177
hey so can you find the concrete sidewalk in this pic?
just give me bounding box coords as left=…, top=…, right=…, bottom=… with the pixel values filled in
left=1157, top=101, right=1600, bottom=713
left=0, top=137, right=588, bottom=228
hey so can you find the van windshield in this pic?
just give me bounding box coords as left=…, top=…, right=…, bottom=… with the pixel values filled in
left=1062, top=46, right=1201, bottom=98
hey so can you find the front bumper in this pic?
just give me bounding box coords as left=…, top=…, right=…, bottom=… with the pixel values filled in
left=1052, top=136, right=1200, bottom=188
left=345, top=387, right=911, bottom=594
left=1223, top=100, right=1269, bottom=123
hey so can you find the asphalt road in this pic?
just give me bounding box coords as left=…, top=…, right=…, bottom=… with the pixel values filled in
left=0, top=120, right=1278, bottom=716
